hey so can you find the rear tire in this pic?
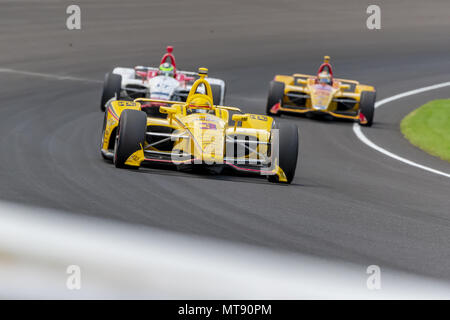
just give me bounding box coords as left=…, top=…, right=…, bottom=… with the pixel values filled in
left=266, top=81, right=284, bottom=116
left=113, top=109, right=147, bottom=168
left=268, top=123, right=299, bottom=184
left=211, top=84, right=224, bottom=106
left=100, top=73, right=122, bottom=112
left=359, top=91, right=376, bottom=127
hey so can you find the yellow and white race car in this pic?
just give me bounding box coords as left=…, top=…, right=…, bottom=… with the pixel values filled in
left=101, top=68, right=299, bottom=184
left=266, top=56, right=376, bottom=126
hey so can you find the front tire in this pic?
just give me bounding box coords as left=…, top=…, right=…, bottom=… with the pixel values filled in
left=266, top=81, right=285, bottom=116
left=359, top=91, right=376, bottom=127
left=268, top=122, right=299, bottom=184
left=113, top=109, right=147, bottom=168
left=100, top=73, right=122, bottom=112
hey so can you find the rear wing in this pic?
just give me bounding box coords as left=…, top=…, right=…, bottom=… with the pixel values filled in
left=334, top=78, right=360, bottom=92
left=292, top=73, right=314, bottom=79
left=134, top=66, right=197, bottom=77
left=291, top=74, right=361, bottom=91
left=291, top=73, right=314, bottom=86
left=293, top=73, right=360, bottom=84
left=134, top=98, right=242, bottom=113
left=334, top=78, right=360, bottom=85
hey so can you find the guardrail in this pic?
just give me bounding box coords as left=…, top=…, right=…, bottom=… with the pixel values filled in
left=0, top=201, right=449, bottom=299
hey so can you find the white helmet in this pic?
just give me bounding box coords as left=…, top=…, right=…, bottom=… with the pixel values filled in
left=318, top=72, right=331, bottom=85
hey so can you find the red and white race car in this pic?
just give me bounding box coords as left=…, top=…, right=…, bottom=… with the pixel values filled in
left=100, top=46, right=226, bottom=111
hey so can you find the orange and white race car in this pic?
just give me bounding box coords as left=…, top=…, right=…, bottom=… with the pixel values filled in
left=266, top=56, right=376, bottom=126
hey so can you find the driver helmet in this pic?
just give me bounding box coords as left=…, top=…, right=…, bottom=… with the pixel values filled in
left=187, top=96, right=213, bottom=114
left=318, top=71, right=331, bottom=85
left=159, top=62, right=174, bottom=77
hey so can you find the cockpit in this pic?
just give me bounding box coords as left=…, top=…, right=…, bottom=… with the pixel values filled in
left=186, top=96, right=216, bottom=115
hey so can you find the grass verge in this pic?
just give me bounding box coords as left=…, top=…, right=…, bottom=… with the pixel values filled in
left=400, top=99, right=450, bottom=162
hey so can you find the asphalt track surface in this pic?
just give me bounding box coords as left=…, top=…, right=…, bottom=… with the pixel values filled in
left=1, top=0, right=450, bottom=279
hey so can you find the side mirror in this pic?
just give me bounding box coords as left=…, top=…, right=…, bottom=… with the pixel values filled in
left=296, top=79, right=307, bottom=85
left=232, top=114, right=248, bottom=131
left=340, top=84, right=351, bottom=91
left=232, top=114, right=248, bottom=122
left=160, top=106, right=177, bottom=114
left=160, top=105, right=178, bottom=124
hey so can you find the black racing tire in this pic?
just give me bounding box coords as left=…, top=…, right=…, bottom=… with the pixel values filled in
left=359, top=91, right=376, bottom=127
left=268, top=122, right=299, bottom=184
left=211, top=84, right=224, bottom=106
left=113, top=109, right=147, bottom=168
left=266, top=81, right=284, bottom=116
left=100, top=73, right=122, bottom=112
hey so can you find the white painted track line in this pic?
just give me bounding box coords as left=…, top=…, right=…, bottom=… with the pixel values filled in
left=0, top=67, right=102, bottom=83
left=353, top=82, right=450, bottom=179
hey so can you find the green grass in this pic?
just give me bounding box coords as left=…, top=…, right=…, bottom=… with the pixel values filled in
left=400, top=99, right=450, bottom=162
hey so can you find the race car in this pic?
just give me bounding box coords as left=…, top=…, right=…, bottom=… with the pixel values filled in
left=100, top=68, right=299, bottom=184
left=100, top=46, right=226, bottom=111
left=266, top=56, right=376, bottom=126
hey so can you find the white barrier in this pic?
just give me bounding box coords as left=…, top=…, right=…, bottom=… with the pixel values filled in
left=0, top=201, right=449, bottom=299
